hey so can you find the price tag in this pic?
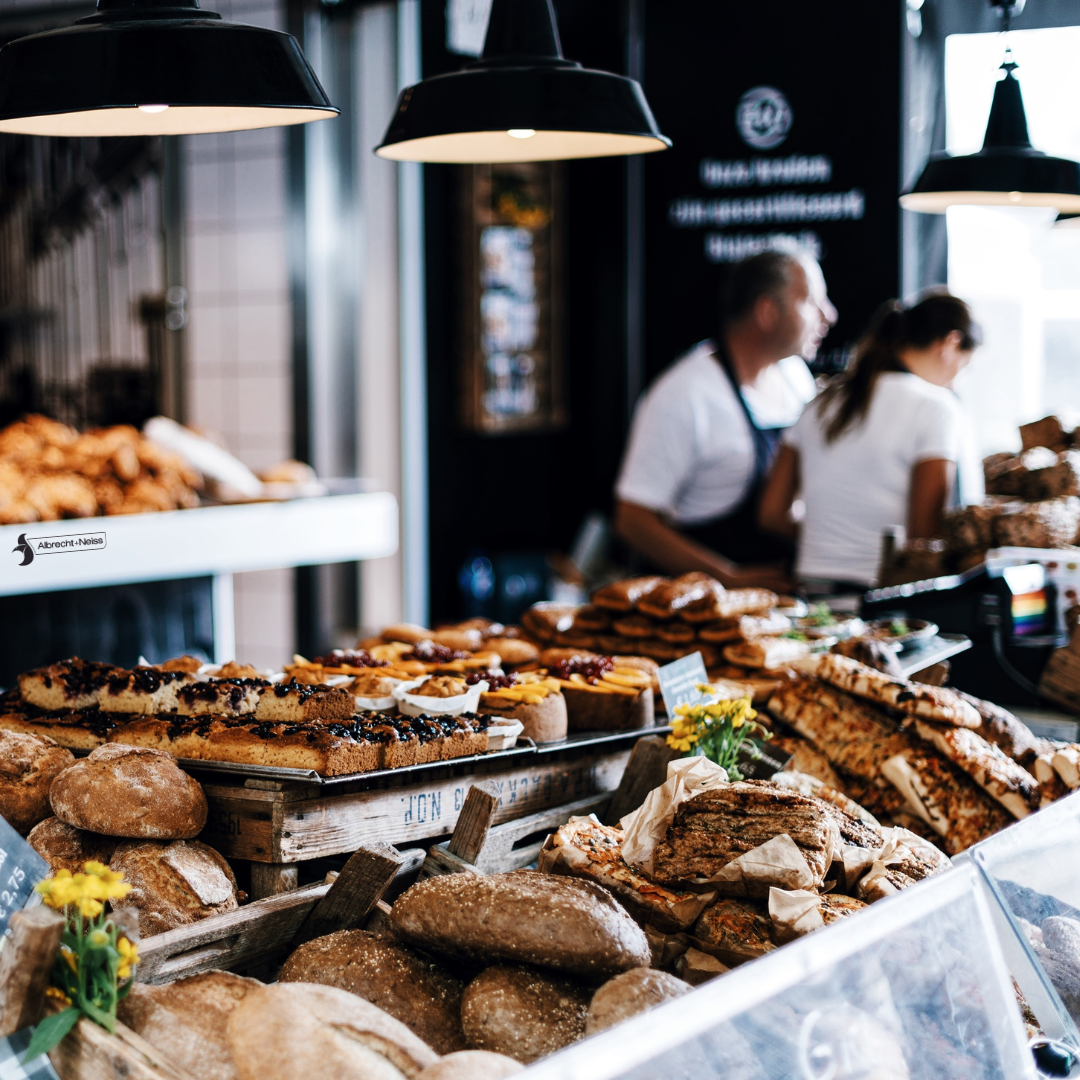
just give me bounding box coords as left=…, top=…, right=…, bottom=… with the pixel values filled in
left=0, top=814, right=49, bottom=938
left=656, top=652, right=712, bottom=718
left=736, top=739, right=794, bottom=780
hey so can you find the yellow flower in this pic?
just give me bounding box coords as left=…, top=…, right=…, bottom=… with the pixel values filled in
left=79, top=897, right=103, bottom=919
left=45, top=986, right=72, bottom=1006
left=60, top=946, right=78, bottom=975
left=117, top=936, right=139, bottom=980
left=88, top=928, right=110, bottom=948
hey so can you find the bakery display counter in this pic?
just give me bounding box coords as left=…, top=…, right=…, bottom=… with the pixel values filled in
left=520, top=864, right=1034, bottom=1080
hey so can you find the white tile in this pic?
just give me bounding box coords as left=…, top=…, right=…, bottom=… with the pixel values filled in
left=235, top=229, right=287, bottom=293
left=185, top=161, right=225, bottom=226
left=233, top=126, right=286, bottom=160
left=236, top=301, right=290, bottom=372
left=188, top=374, right=225, bottom=433
left=188, top=233, right=222, bottom=296
left=234, top=157, right=286, bottom=225
left=187, top=307, right=223, bottom=375
left=235, top=372, right=286, bottom=435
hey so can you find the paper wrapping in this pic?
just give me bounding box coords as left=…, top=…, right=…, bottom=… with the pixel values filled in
left=620, top=756, right=729, bottom=875
left=707, top=834, right=816, bottom=898
left=768, top=886, right=825, bottom=943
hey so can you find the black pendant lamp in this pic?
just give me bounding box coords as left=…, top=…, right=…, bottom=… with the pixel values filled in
left=0, top=0, right=337, bottom=137
left=375, top=0, right=669, bottom=163
left=901, top=1, right=1080, bottom=213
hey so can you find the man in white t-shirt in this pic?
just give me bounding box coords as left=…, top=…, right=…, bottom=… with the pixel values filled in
left=614, top=251, right=837, bottom=590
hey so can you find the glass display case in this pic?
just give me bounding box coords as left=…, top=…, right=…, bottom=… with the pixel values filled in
left=522, top=864, right=1033, bottom=1080
left=967, top=789, right=1080, bottom=1050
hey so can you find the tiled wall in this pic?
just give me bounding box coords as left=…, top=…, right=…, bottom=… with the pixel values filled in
left=184, top=0, right=295, bottom=669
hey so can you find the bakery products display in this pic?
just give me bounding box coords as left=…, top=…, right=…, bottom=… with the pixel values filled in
left=544, top=654, right=654, bottom=731
left=475, top=673, right=567, bottom=744
left=49, top=744, right=208, bottom=839
left=111, top=837, right=241, bottom=935
left=459, top=965, right=589, bottom=1064
left=226, top=981, right=440, bottom=1080
left=0, top=730, right=74, bottom=834
left=117, top=970, right=261, bottom=1080
left=280, top=930, right=467, bottom=1053
left=28, top=816, right=118, bottom=873
left=584, top=968, right=691, bottom=1035
left=390, top=871, right=652, bottom=979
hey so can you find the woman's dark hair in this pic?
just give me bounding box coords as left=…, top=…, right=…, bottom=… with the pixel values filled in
left=819, top=291, right=982, bottom=443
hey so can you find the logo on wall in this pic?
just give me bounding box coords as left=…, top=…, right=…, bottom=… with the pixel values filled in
left=736, top=86, right=793, bottom=150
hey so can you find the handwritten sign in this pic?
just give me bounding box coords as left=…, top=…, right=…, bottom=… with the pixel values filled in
left=0, top=813, right=49, bottom=937
left=656, top=652, right=712, bottom=718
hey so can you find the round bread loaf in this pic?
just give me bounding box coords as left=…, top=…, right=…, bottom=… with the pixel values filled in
left=50, top=745, right=207, bottom=839
left=110, top=839, right=239, bottom=936
left=585, top=967, right=690, bottom=1035
left=391, top=871, right=651, bottom=979
left=280, top=930, right=466, bottom=1053
left=416, top=1050, right=523, bottom=1080
left=0, top=732, right=75, bottom=835
left=28, top=817, right=118, bottom=873
left=227, top=981, right=439, bottom=1080
left=460, top=965, right=589, bottom=1064
left=118, top=970, right=261, bottom=1080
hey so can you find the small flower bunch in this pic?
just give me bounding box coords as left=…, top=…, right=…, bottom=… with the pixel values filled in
left=666, top=686, right=771, bottom=780
left=23, top=862, right=139, bottom=1062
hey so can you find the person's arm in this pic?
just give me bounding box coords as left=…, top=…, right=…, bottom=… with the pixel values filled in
left=758, top=445, right=800, bottom=540
left=907, top=458, right=954, bottom=539
left=613, top=500, right=793, bottom=592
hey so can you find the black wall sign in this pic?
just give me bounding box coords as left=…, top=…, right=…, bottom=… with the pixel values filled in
left=0, top=813, right=49, bottom=937
left=642, top=2, right=902, bottom=382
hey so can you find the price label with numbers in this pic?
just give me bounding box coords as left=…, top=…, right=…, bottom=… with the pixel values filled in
left=0, top=813, right=49, bottom=936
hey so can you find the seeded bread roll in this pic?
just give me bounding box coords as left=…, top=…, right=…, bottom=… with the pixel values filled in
left=416, top=1051, right=522, bottom=1080
left=110, top=839, right=239, bottom=936
left=227, top=982, right=439, bottom=1080
left=585, top=968, right=691, bottom=1035
left=460, top=965, right=589, bottom=1064
left=280, top=930, right=466, bottom=1053
left=50, top=744, right=208, bottom=839
left=118, top=970, right=261, bottom=1080
left=0, top=731, right=75, bottom=834
left=391, top=871, right=651, bottom=979
left=28, top=817, right=118, bottom=873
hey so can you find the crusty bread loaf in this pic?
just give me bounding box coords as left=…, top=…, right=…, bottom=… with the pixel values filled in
left=110, top=839, right=239, bottom=936
left=563, top=686, right=653, bottom=732
left=416, top=1050, right=522, bottom=1080
left=280, top=930, right=466, bottom=1053
left=227, top=982, right=439, bottom=1080
left=50, top=744, right=208, bottom=838
left=482, top=693, right=567, bottom=744
left=0, top=731, right=74, bottom=834
left=118, top=970, right=260, bottom=1080
left=28, top=817, right=118, bottom=873
left=460, top=965, right=589, bottom=1064
left=391, top=871, right=651, bottom=979
left=585, top=967, right=690, bottom=1035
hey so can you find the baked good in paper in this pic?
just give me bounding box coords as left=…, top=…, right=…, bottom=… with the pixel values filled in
left=913, top=720, right=1039, bottom=818
left=542, top=817, right=714, bottom=933
left=692, top=898, right=775, bottom=966
left=814, top=653, right=981, bottom=727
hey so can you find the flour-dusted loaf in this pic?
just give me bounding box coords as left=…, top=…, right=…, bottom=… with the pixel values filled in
left=585, top=967, right=690, bottom=1035
left=280, top=930, right=466, bottom=1053
left=0, top=731, right=74, bottom=834
left=460, top=965, right=589, bottom=1064
left=118, top=970, right=261, bottom=1080
left=110, top=839, right=239, bottom=936
left=416, top=1051, right=522, bottom=1080
left=227, top=981, right=439, bottom=1080
left=28, top=817, right=118, bottom=873
left=390, top=871, right=651, bottom=979
left=49, top=744, right=208, bottom=838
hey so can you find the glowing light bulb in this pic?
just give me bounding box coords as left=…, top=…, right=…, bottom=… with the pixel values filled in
left=138, top=104, right=169, bottom=114
left=507, top=128, right=536, bottom=139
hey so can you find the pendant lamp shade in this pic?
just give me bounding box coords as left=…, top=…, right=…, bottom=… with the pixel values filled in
left=375, top=0, right=669, bottom=163
left=0, top=0, right=337, bottom=137
left=901, top=60, right=1080, bottom=213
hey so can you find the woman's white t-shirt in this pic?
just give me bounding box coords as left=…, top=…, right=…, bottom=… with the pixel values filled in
left=615, top=342, right=816, bottom=525
left=784, top=372, right=984, bottom=586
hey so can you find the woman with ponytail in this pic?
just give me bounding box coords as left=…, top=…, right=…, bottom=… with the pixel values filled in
left=758, top=291, right=983, bottom=589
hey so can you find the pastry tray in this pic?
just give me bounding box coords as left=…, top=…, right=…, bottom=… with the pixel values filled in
left=179, top=724, right=673, bottom=787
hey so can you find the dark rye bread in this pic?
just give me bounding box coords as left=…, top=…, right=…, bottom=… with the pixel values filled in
left=460, top=965, right=589, bottom=1064
left=651, top=781, right=835, bottom=888
left=280, top=930, right=467, bottom=1053
left=118, top=970, right=261, bottom=1080
left=391, top=871, right=651, bottom=980
left=585, top=967, right=691, bottom=1035
left=692, top=898, right=775, bottom=966
left=50, top=745, right=208, bottom=839
left=0, top=730, right=74, bottom=834
left=227, top=982, right=439, bottom=1080
left=28, top=817, right=118, bottom=873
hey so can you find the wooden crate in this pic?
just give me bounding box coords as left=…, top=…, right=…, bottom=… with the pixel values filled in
left=200, top=743, right=632, bottom=865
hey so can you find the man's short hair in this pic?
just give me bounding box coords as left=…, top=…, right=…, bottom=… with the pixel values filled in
left=721, top=251, right=801, bottom=326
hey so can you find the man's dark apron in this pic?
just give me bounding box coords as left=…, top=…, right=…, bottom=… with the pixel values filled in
left=679, top=344, right=795, bottom=566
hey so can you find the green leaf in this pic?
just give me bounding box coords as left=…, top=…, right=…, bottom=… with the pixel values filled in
left=21, top=1007, right=81, bottom=1063
left=79, top=997, right=116, bottom=1032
